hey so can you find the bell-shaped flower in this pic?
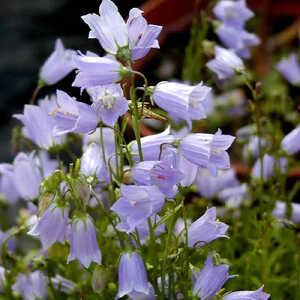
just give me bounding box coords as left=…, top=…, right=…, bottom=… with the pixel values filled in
left=276, top=53, right=300, bottom=86
left=0, top=266, right=5, bottom=293
left=131, top=127, right=175, bottom=161
left=0, top=163, right=19, bottom=204
left=281, top=124, right=300, bottom=154
left=193, top=255, right=233, bottom=299
left=72, top=52, right=123, bottom=89
left=40, top=38, right=75, bottom=85
left=111, top=185, right=165, bottom=233
left=188, top=207, right=228, bottom=247
left=216, top=23, right=260, bottom=59
left=68, top=215, right=102, bottom=268
left=218, top=183, right=249, bottom=208
left=272, top=201, right=300, bottom=223
left=223, top=286, right=270, bottom=300
left=28, top=204, right=69, bottom=250
left=14, top=96, right=65, bottom=149
left=117, top=252, right=150, bottom=299
left=196, top=168, right=239, bottom=198
left=179, top=129, right=235, bottom=176
left=153, top=81, right=211, bottom=128
left=127, top=8, right=162, bottom=60
left=207, top=46, right=244, bottom=80
left=88, top=84, right=128, bottom=127
left=213, top=0, right=254, bottom=27
left=51, top=90, right=98, bottom=135
left=13, top=152, right=43, bottom=200
left=12, top=271, right=47, bottom=300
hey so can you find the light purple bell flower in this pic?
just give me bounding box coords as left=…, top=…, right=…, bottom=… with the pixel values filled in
left=188, top=207, right=228, bottom=247
left=219, top=183, right=249, bottom=208
left=281, top=125, right=300, bottom=155
left=179, top=129, right=235, bottom=176
left=217, top=23, right=260, bottom=59
left=28, top=204, right=69, bottom=250
left=51, top=90, right=98, bottom=135
left=111, top=185, right=165, bottom=233
left=196, top=168, right=239, bottom=198
left=12, top=271, right=47, bottom=300
left=276, top=53, right=300, bottom=86
left=193, top=255, right=233, bottom=299
left=117, top=252, right=150, bottom=299
left=51, top=274, right=75, bottom=294
left=251, top=155, right=287, bottom=180
left=207, top=46, right=244, bottom=80
left=68, top=215, right=102, bottom=268
left=37, top=150, right=59, bottom=178
left=88, top=84, right=128, bottom=127
left=13, top=152, right=43, bottom=200
left=14, top=96, right=65, bottom=149
left=40, top=38, right=75, bottom=85
left=213, top=0, right=254, bottom=27
left=0, top=266, right=5, bottom=293
left=127, top=8, right=162, bottom=60
left=272, top=201, right=300, bottom=223
left=72, top=52, right=122, bottom=89
left=153, top=81, right=211, bottom=128
left=223, top=286, right=270, bottom=300
left=0, top=164, right=19, bottom=204
left=131, top=127, right=175, bottom=161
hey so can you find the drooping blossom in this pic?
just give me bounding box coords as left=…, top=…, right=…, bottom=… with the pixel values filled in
left=0, top=163, right=19, bottom=204
left=72, top=53, right=123, bottom=89
left=68, top=216, right=102, bottom=268
left=153, top=81, right=211, bottom=127
left=223, top=286, right=270, bottom=300
left=82, top=0, right=162, bottom=60
left=188, top=207, right=228, bottom=247
left=281, top=125, right=300, bottom=155
left=40, top=38, right=75, bottom=85
left=207, top=46, right=244, bottom=80
left=218, top=183, right=249, bottom=208
left=0, top=266, right=5, bottom=293
left=193, top=255, right=233, bottom=299
left=179, top=129, right=235, bottom=176
left=111, top=185, right=165, bottom=233
left=28, top=204, right=69, bottom=250
left=117, top=252, right=150, bottom=299
left=12, top=271, right=47, bottom=300
left=14, top=96, right=65, bottom=149
left=88, top=84, right=128, bottom=127
left=276, top=53, right=300, bottom=86
left=272, top=201, right=300, bottom=223
left=51, top=90, right=98, bottom=135
left=196, top=168, right=239, bottom=198
left=213, top=0, right=254, bottom=27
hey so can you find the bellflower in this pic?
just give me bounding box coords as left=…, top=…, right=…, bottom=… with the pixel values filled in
left=40, top=38, right=75, bottom=85
left=0, top=163, right=19, bottom=204
left=14, top=96, right=65, bottom=149
left=207, top=46, right=244, bottom=80
left=179, top=129, right=235, bottom=176
left=213, top=0, right=254, bottom=27
left=223, top=286, right=270, bottom=300
left=188, top=207, right=228, bottom=247
left=51, top=90, right=98, bottom=135
left=196, top=168, right=239, bottom=198
left=217, top=23, right=260, bottom=58
left=111, top=185, right=165, bottom=233
left=193, top=255, right=233, bottom=299
left=28, top=204, right=69, bottom=250
left=276, top=53, right=300, bottom=86
left=68, top=215, right=102, bottom=268
left=0, top=266, right=5, bottom=293
left=13, top=152, right=43, bottom=200
left=72, top=53, right=123, bottom=89
left=88, top=84, right=128, bottom=127
left=153, top=81, right=211, bottom=127
left=281, top=125, right=300, bottom=154
left=219, top=183, right=249, bottom=208
left=117, top=252, right=150, bottom=299
left=12, top=271, right=47, bottom=300
left=272, top=201, right=300, bottom=223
